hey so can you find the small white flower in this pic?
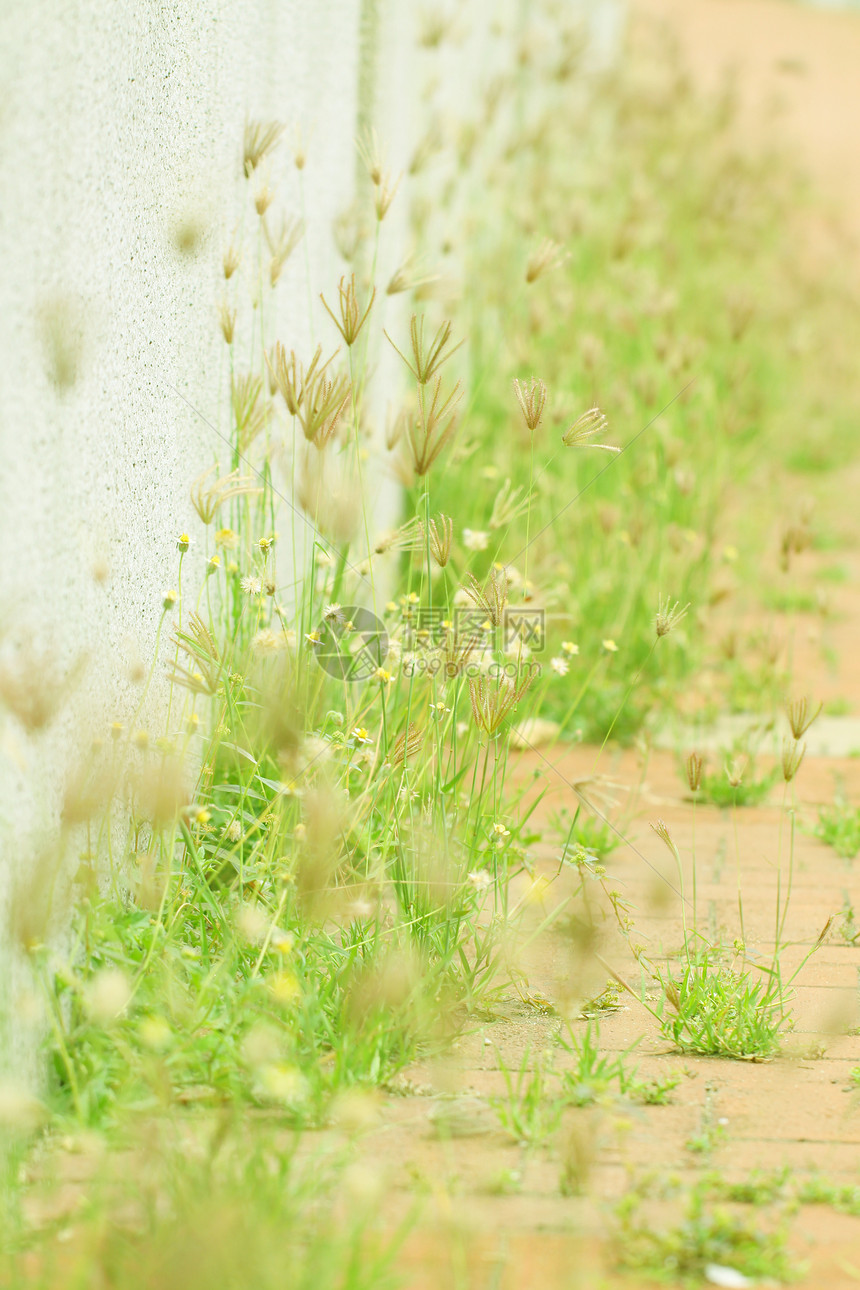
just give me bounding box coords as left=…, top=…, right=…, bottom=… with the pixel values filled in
left=550, top=656, right=569, bottom=676
left=561, top=640, right=579, bottom=656
left=468, top=870, right=492, bottom=891
left=463, top=528, right=489, bottom=552
left=241, top=575, right=262, bottom=595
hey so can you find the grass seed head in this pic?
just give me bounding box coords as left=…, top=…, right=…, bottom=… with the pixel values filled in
left=218, top=302, right=236, bottom=345
left=685, top=751, right=704, bottom=793
left=191, top=465, right=261, bottom=525
left=562, top=407, right=617, bottom=451
left=406, top=375, right=462, bottom=475
left=265, top=214, right=304, bottom=285
left=654, top=594, right=689, bottom=639
left=525, top=237, right=568, bottom=284
left=222, top=241, right=241, bottom=279
left=428, top=513, right=454, bottom=567
left=243, top=119, right=284, bottom=177
left=386, top=314, right=463, bottom=385
left=513, top=377, right=547, bottom=434
left=320, top=273, right=376, bottom=347
left=781, top=737, right=806, bottom=784
left=786, top=695, right=822, bottom=740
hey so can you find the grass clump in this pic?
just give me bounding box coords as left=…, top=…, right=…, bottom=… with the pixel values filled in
left=655, top=946, right=788, bottom=1062
left=1, top=1120, right=407, bottom=1290
left=615, top=1173, right=798, bottom=1286
left=813, top=795, right=860, bottom=859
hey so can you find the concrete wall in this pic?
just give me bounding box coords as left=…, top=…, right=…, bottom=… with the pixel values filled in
left=0, top=0, right=373, bottom=1077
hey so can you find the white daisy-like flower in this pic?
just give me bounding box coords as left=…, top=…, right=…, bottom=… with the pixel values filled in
left=561, top=641, right=579, bottom=656
left=550, top=656, right=569, bottom=676
left=241, top=575, right=262, bottom=595
left=463, top=528, right=489, bottom=551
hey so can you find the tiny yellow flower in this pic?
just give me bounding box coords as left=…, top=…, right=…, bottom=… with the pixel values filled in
left=163, top=588, right=177, bottom=610
left=351, top=727, right=372, bottom=746
left=269, top=972, right=301, bottom=1005
left=602, top=639, right=619, bottom=653
left=561, top=641, right=579, bottom=655
left=375, top=667, right=392, bottom=683
left=215, top=528, right=238, bottom=549
left=305, top=630, right=321, bottom=645
left=176, top=533, right=191, bottom=553
left=270, top=929, right=294, bottom=955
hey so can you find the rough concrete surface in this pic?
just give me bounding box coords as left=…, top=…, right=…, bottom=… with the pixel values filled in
left=0, top=0, right=367, bottom=1075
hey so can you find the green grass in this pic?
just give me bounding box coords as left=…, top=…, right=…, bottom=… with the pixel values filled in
left=615, top=1173, right=798, bottom=1286
left=814, top=797, right=860, bottom=858
left=695, top=762, right=778, bottom=809
left=655, top=950, right=790, bottom=1061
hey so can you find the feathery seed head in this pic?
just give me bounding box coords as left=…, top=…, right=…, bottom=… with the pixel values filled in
left=513, top=377, right=547, bottom=434
left=786, top=695, right=822, bottom=740
left=685, top=751, right=704, bottom=793
left=562, top=407, right=617, bottom=451
left=243, top=120, right=284, bottom=177
left=320, top=273, right=376, bottom=347
left=525, top=237, right=568, bottom=284
left=781, top=738, right=806, bottom=784
left=428, top=513, right=454, bottom=567
left=654, top=594, right=689, bottom=639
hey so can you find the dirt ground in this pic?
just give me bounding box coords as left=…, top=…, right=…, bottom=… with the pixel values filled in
left=361, top=4, right=860, bottom=1286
